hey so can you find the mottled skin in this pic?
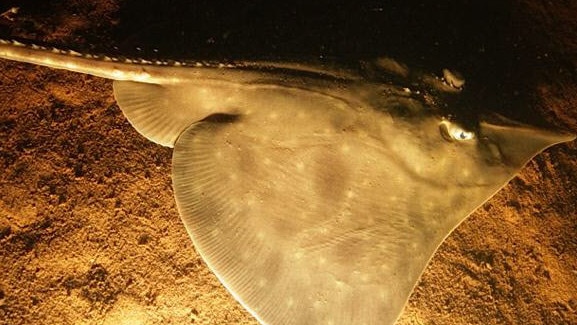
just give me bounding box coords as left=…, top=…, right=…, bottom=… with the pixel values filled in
left=0, top=38, right=573, bottom=325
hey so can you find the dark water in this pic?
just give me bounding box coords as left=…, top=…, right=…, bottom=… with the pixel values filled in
left=111, top=1, right=516, bottom=119
left=113, top=1, right=510, bottom=69
left=1, top=0, right=558, bottom=126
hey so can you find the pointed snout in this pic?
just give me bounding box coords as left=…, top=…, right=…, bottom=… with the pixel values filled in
left=479, top=119, right=575, bottom=168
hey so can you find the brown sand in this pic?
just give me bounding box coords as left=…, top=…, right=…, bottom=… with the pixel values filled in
left=0, top=1, right=576, bottom=324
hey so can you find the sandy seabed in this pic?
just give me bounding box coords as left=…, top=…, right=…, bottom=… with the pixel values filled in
left=0, top=1, right=576, bottom=324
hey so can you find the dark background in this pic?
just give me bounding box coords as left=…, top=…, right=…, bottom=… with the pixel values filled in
left=2, top=0, right=572, bottom=126
left=1, top=1, right=576, bottom=324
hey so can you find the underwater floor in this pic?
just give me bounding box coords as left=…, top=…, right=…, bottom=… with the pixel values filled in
left=0, top=1, right=576, bottom=324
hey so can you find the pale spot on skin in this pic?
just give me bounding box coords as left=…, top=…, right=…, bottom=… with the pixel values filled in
left=335, top=281, right=345, bottom=290
left=380, top=290, right=390, bottom=302
left=287, top=297, right=294, bottom=307
left=380, top=264, right=391, bottom=273
left=65, top=62, right=78, bottom=70
left=111, top=69, right=125, bottom=79
left=109, top=69, right=151, bottom=82
left=361, top=179, right=371, bottom=186
left=313, top=301, right=323, bottom=309
left=346, top=190, right=355, bottom=199
left=296, top=161, right=305, bottom=171
left=263, top=158, right=271, bottom=165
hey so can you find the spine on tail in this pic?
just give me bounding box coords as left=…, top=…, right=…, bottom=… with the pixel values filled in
left=0, top=39, right=204, bottom=84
